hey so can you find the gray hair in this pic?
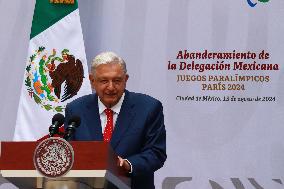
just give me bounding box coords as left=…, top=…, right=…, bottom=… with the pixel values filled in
left=91, top=51, right=127, bottom=76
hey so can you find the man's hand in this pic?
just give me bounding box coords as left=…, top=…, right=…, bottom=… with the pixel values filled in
left=117, top=156, right=131, bottom=172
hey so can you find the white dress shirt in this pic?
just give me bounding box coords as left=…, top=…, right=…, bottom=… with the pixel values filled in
left=98, top=93, right=125, bottom=134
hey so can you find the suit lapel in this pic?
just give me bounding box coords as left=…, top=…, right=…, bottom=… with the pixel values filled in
left=111, top=91, right=135, bottom=149
left=85, top=94, right=103, bottom=140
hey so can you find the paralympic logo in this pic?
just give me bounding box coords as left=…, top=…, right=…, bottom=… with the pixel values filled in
left=247, top=0, right=269, bottom=7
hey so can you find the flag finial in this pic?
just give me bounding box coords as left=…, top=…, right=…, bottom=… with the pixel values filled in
left=50, top=0, right=75, bottom=4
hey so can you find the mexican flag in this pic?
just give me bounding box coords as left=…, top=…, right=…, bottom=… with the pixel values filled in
left=13, top=0, right=91, bottom=141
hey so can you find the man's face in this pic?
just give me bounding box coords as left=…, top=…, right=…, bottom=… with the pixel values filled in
left=90, top=62, right=129, bottom=108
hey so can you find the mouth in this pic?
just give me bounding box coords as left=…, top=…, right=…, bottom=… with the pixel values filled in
left=105, top=93, right=117, bottom=98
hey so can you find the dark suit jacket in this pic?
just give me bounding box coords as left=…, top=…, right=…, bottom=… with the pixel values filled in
left=64, top=90, right=167, bottom=189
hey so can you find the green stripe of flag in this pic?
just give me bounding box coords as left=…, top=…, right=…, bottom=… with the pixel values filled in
left=30, top=0, right=78, bottom=39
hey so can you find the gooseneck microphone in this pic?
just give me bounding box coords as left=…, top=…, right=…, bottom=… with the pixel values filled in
left=64, top=115, right=81, bottom=141
left=49, top=113, right=65, bottom=137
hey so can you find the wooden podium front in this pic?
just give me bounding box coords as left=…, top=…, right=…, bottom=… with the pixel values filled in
left=0, top=141, right=131, bottom=189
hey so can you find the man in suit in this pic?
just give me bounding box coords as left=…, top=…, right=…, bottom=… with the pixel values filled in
left=64, top=52, right=166, bottom=189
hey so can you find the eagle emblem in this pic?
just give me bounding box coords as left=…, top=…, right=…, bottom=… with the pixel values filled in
left=25, top=47, right=84, bottom=112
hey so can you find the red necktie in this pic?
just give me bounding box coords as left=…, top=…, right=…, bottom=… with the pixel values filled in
left=103, top=108, right=113, bottom=142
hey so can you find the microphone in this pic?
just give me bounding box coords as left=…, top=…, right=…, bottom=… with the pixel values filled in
left=64, top=115, right=81, bottom=141
left=49, top=113, right=65, bottom=137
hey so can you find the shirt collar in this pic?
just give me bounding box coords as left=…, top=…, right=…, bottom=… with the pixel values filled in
left=98, top=92, right=125, bottom=115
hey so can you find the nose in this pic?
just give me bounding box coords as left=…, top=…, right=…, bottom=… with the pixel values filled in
left=107, top=81, right=115, bottom=90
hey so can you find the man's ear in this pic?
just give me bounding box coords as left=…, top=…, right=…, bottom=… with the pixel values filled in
left=125, top=74, right=129, bottom=82
left=89, top=74, right=95, bottom=89
left=89, top=73, right=94, bottom=82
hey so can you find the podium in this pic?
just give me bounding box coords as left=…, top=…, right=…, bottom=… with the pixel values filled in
left=0, top=141, right=131, bottom=189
